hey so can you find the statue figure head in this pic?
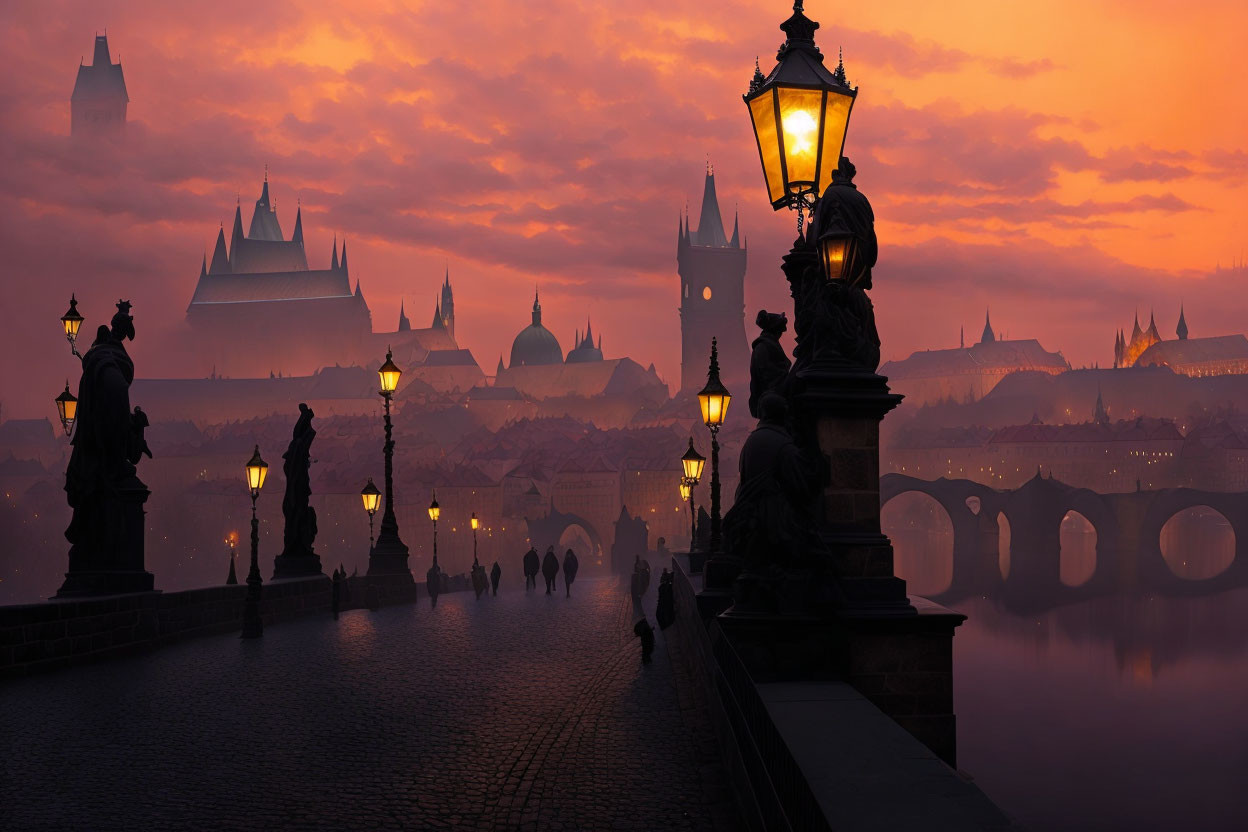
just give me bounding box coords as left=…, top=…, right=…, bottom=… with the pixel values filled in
left=831, top=156, right=856, bottom=186
left=110, top=299, right=135, bottom=342
left=755, top=309, right=788, bottom=337
left=758, top=392, right=789, bottom=425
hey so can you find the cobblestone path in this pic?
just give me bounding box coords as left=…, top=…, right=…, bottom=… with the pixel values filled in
left=0, top=579, right=741, bottom=831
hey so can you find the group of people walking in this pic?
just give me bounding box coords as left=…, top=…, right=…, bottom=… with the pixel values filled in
left=522, top=545, right=580, bottom=596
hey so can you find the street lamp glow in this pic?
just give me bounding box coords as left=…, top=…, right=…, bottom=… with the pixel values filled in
left=360, top=478, right=381, bottom=516
left=54, top=382, right=77, bottom=436
left=245, top=445, right=268, bottom=495
left=681, top=437, right=706, bottom=483
left=817, top=226, right=858, bottom=283
left=60, top=294, right=84, bottom=350
left=697, top=338, right=732, bottom=429
left=679, top=479, right=692, bottom=501
left=743, top=0, right=856, bottom=212
left=378, top=348, right=402, bottom=395
left=470, top=512, right=479, bottom=531
left=428, top=493, right=441, bottom=523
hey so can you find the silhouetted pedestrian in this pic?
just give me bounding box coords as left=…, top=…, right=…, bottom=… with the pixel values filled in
left=633, top=618, right=655, bottom=664
left=490, top=561, right=501, bottom=596
left=563, top=548, right=579, bottom=597
left=656, top=568, right=675, bottom=630
left=523, top=546, right=540, bottom=591
left=542, top=546, right=559, bottom=595
left=472, top=562, right=488, bottom=600
left=427, top=563, right=441, bottom=608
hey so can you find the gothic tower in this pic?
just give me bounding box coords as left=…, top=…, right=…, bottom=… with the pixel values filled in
left=678, top=167, right=748, bottom=393
left=441, top=267, right=455, bottom=338
left=71, top=34, right=128, bottom=137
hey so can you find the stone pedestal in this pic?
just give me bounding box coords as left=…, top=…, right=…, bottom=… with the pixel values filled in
left=56, top=479, right=155, bottom=598
left=272, top=552, right=323, bottom=580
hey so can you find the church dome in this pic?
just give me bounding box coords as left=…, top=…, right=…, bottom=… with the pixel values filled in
left=509, top=292, right=563, bottom=367
left=566, top=319, right=603, bottom=363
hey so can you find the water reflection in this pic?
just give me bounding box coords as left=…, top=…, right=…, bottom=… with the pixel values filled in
left=1160, top=505, right=1236, bottom=580
left=955, top=589, right=1248, bottom=831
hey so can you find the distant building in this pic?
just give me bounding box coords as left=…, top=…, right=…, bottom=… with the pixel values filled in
left=678, top=167, right=748, bottom=393
left=1115, top=305, right=1248, bottom=377
left=71, top=34, right=127, bottom=137
left=880, top=310, right=1069, bottom=406
left=508, top=291, right=563, bottom=367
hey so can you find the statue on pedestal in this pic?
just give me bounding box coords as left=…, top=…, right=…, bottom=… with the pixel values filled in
left=60, top=300, right=154, bottom=596
left=274, top=403, right=321, bottom=578
left=722, top=393, right=826, bottom=613
left=748, top=310, right=791, bottom=419
left=789, top=157, right=882, bottom=376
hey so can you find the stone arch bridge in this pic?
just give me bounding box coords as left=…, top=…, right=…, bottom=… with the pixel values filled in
left=881, top=472, right=1248, bottom=609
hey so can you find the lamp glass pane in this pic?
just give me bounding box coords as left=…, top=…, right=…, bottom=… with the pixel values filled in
left=748, top=91, right=785, bottom=205
left=776, top=87, right=825, bottom=192
left=62, top=396, right=77, bottom=424
left=682, top=454, right=704, bottom=482
left=428, top=505, right=440, bottom=522
left=379, top=366, right=401, bottom=393
left=821, top=236, right=850, bottom=281
left=700, top=391, right=730, bottom=427
left=679, top=481, right=691, bottom=501
left=816, top=91, right=855, bottom=197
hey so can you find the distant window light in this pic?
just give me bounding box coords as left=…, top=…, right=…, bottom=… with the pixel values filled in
left=702, top=286, right=712, bottom=301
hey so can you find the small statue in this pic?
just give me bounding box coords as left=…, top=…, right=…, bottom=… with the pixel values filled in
left=128, top=406, right=152, bottom=465
left=790, top=157, right=882, bottom=374
left=280, top=403, right=318, bottom=560
left=749, top=310, right=791, bottom=418
left=722, top=393, right=825, bottom=612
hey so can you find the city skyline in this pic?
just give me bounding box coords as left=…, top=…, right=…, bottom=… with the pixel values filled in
left=3, top=1, right=1248, bottom=417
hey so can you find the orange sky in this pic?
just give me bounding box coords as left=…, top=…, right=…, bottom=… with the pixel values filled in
left=2, top=0, right=1247, bottom=416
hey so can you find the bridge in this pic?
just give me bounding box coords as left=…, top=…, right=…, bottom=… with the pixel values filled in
left=881, top=471, right=1248, bottom=608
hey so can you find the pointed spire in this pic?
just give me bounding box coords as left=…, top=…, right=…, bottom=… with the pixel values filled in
left=331, top=236, right=339, bottom=270
left=1131, top=309, right=1142, bottom=341
left=960, top=325, right=964, bottom=349
left=729, top=208, right=740, bottom=248
left=209, top=227, right=230, bottom=273
left=444, top=265, right=450, bottom=288
left=92, top=34, right=112, bottom=68
left=229, top=204, right=244, bottom=266
left=1177, top=303, right=1189, bottom=340
left=432, top=298, right=446, bottom=330
left=832, top=45, right=849, bottom=86
left=693, top=166, right=729, bottom=247
left=980, top=308, right=995, bottom=344
left=340, top=240, right=349, bottom=274
left=532, top=288, right=542, bottom=327
left=398, top=300, right=411, bottom=332
left=585, top=317, right=594, bottom=347
left=497, top=355, right=505, bottom=375
left=200, top=253, right=207, bottom=279
left=292, top=206, right=304, bottom=245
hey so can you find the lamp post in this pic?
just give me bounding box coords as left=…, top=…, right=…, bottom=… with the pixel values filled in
left=361, top=477, right=381, bottom=553
left=60, top=295, right=84, bottom=359
left=54, top=382, right=78, bottom=437
left=242, top=445, right=268, bottom=639
left=743, top=0, right=857, bottom=235
left=226, top=532, right=238, bottom=585
left=697, top=339, right=731, bottom=555
left=680, top=437, right=705, bottom=549
left=428, top=493, right=440, bottom=569
left=367, top=348, right=411, bottom=576
left=471, top=512, right=480, bottom=566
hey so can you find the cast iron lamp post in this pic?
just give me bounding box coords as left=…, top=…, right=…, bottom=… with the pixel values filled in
left=60, top=295, right=84, bottom=358
left=54, top=382, right=78, bottom=437
left=360, top=477, right=381, bottom=553
left=697, top=339, right=731, bottom=555
left=428, top=493, right=441, bottom=570
left=471, top=512, right=480, bottom=566
left=242, top=445, right=268, bottom=639
left=680, top=437, right=705, bottom=548
left=743, top=0, right=857, bottom=234
left=367, top=348, right=411, bottom=576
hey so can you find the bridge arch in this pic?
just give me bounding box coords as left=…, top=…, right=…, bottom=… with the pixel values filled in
left=525, top=507, right=604, bottom=566
left=1140, top=490, right=1248, bottom=594
left=880, top=475, right=1003, bottom=599
left=1160, top=506, right=1236, bottom=580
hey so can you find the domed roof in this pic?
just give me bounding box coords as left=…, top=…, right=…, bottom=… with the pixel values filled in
left=565, top=319, right=603, bottom=364
left=509, top=291, right=563, bottom=367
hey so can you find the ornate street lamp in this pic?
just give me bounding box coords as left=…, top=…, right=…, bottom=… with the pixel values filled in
left=60, top=295, right=84, bottom=358
left=471, top=511, right=480, bottom=566
left=368, top=348, right=410, bottom=576
left=242, top=445, right=268, bottom=639
left=697, top=339, right=732, bottom=554
left=743, top=0, right=856, bottom=233
left=817, top=224, right=862, bottom=284
left=54, top=382, right=78, bottom=436
left=427, top=492, right=441, bottom=569
left=360, top=477, right=381, bottom=553
left=680, top=437, right=704, bottom=550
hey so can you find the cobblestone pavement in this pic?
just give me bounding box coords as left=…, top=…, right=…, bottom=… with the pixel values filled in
left=0, top=579, right=741, bottom=831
